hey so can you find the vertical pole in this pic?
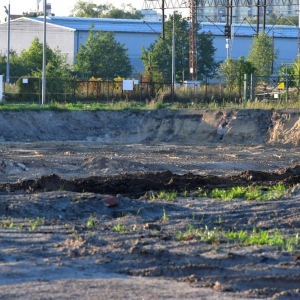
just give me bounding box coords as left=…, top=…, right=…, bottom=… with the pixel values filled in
left=162, top=0, right=165, bottom=39
left=243, top=74, right=249, bottom=102
left=189, top=0, right=197, bottom=80
left=262, top=0, right=267, bottom=32
left=298, top=0, right=300, bottom=96
left=286, top=65, right=289, bottom=103
left=298, top=0, right=300, bottom=57
left=42, top=0, right=47, bottom=105
left=271, top=31, right=274, bottom=74
left=6, top=2, right=10, bottom=84
left=250, top=74, right=255, bottom=102
left=172, top=11, right=176, bottom=102
left=256, top=0, right=260, bottom=36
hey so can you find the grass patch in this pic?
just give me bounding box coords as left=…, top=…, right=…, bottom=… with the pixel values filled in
left=208, top=184, right=286, bottom=201
left=4, top=95, right=300, bottom=112
left=175, top=225, right=299, bottom=251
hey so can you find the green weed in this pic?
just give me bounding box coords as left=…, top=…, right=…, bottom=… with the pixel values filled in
left=182, top=188, right=188, bottom=197
left=27, top=217, right=44, bottom=231
left=157, top=190, right=177, bottom=201
left=86, top=216, right=97, bottom=229
left=162, top=208, right=169, bottom=222
left=197, top=188, right=208, bottom=197
left=113, top=223, right=126, bottom=232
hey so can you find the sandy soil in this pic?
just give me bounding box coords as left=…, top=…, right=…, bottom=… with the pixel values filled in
left=1, top=109, right=300, bottom=299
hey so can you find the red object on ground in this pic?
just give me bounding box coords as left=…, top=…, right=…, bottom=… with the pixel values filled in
left=102, top=196, right=118, bottom=207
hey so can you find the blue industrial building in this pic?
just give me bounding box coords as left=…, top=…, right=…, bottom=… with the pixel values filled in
left=0, top=16, right=298, bottom=76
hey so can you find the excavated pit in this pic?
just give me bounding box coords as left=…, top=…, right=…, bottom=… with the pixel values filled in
left=1, top=109, right=300, bottom=299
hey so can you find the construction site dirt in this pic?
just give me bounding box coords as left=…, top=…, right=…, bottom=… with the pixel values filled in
left=1, top=109, right=300, bottom=299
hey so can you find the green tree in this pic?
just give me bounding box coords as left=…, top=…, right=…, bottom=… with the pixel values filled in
left=219, top=57, right=255, bottom=96
left=0, top=50, right=28, bottom=80
left=101, top=4, right=142, bottom=19
left=19, top=38, right=70, bottom=77
left=277, top=15, right=298, bottom=26
left=140, top=13, right=217, bottom=82
left=247, top=31, right=278, bottom=76
left=267, top=12, right=279, bottom=25
left=74, top=26, right=133, bottom=78
left=70, top=1, right=141, bottom=19
left=197, top=32, right=218, bottom=80
left=17, top=38, right=71, bottom=101
left=23, top=11, right=44, bottom=17
left=70, top=0, right=108, bottom=17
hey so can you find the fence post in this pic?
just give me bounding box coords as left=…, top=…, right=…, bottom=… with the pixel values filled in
left=286, top=74, right=289, bottom=103
left=250, top=74, right=254, bottom=102
left=243, top=74, right=249, bottom=103
left=39, top=78, right=41, bottom=105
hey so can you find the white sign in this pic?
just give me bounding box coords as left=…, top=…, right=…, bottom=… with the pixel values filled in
left=123, top=80, right=133, bottom=91
left=0, top=75, right=3, bottom=102
left=134, top=80, right=139, bottom=85
left=22, top=78, right=28, bottom=84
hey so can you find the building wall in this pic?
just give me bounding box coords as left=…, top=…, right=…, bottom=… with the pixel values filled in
left=0, top=18, right=298, bottom=78
left=0, top=18, right=75, bottom=65
left=212, top=35, right=297, bottom=70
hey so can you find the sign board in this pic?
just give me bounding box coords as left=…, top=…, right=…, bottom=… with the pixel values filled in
left=183, top=80, right=201, bottom=91
left=274, top=93, right=279, bottom=99
left=0, top=75, right=3, bottom=102
left=133, top=80, right=139, bottom=85
left=22, top=78, right=28, bottom=84
left=278, top=82, right=284, bottom=89
left=122, top=80, right=133, bottom=91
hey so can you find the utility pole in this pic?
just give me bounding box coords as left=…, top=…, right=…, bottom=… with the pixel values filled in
left=4, top=2, right=10, bottom=84
left=42, top=0, right=46, bottom=105
left=172, top=11, right=177, bottom=101
left=189, top=0, right=197, bottom=80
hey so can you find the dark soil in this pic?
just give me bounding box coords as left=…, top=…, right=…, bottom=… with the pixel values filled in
left=2, top=164, right=300, bottom=197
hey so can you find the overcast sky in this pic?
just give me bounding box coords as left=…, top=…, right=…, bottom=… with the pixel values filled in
left=1, top=0, right=187, bottom=20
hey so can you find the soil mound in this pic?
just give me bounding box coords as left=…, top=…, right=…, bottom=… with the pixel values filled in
left=2, top=163, right=300, bottom=197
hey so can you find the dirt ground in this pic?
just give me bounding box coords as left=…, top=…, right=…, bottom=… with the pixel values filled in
left=1, top=109, right=300, bottom=299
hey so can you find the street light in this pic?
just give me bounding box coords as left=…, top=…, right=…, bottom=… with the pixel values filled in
left=172, top=10, right=177, bottom=102
left=4, top=2, right=10, bottom=84
left=42, top=0, right=46, bottom=105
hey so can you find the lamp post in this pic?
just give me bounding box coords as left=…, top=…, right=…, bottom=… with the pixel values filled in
left=4, top=2, right=10, bottom=84
left=172, top=11, right=177, bottom=102
left=42, top=0, right=46, bottom=105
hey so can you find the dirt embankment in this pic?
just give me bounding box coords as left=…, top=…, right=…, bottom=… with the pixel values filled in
left=0, top=109, right=299, bottom=145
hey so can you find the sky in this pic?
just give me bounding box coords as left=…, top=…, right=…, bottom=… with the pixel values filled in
left=1, top=0, right=187, bottom=20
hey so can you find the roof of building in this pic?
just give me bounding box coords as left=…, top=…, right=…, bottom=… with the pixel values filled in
left=27, top=16, right=299, bottom=38
left=35, top=16, right=163, bottom=34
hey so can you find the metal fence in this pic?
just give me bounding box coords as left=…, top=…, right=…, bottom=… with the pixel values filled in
left=2, top=75, right=299, bottom=105
left=4, top=77, right=176, bottom=104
